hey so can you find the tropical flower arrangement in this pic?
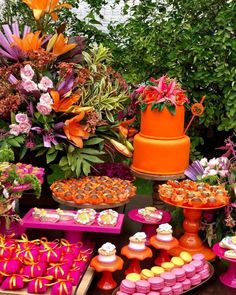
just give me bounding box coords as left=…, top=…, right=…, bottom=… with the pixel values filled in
left=0, top=0, right=134, bottom=183
left=134, top=75, right=189, bottom=114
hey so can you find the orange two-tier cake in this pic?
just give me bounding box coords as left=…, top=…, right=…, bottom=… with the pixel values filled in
left=132, top=76, right=190, bottom=175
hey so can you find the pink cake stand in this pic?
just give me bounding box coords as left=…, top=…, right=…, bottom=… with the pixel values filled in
left=213, top=243, right=236, bottom=288
left=128, top=209, right=171, bottom=244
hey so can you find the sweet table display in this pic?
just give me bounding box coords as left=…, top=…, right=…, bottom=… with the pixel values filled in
left=90, top=243, right=124, bottom=290
left=159, top=180, right=230, bottom=260
left=128, top=207, right=171, bottom=242
left=113, top=250, right=214, bottom=295
left=22, top=208, right=124, bottom=243
left=0, top=234, right=93, bottom=295
left=50, top=176, right=136, bottom=208
left=121, top=232, right=153, bottom=274
left=213, top=236, right=236, bottom=288
left=150, top=224, right=179, bottom=265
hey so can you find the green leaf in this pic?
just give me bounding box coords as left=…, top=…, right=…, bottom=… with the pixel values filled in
left=19, top=147, right=28, bottom=160
left=59, top=157, right=68, bottom=167
left=82, top=154, right=104, bottom=163
left=81, top=148, right=105, bottom=155
left=84, top=137, right=104, bottom=145
left=140, top=103, right=147, bottom=112
left=82, top=159, right=91, bottom=175
left=7, top=138, right=21, bottom=147
left=47, top=164, right=65, bottom=184
left=76, top=157, right=82, bottom=176
left=46, top=151, right=58, bottom=164
left=166, top=104, right=176, bottom=116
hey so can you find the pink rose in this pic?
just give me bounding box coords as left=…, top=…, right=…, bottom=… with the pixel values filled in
left=39, top=93, right=53, bottom=105
left=15, top=113, right=29, bottom=123
left=38, top=76, right=53, bottom=92
left=20, top=64, right=35, bottom=81
left=19, top=122, right=31, bottom=134
left=9, top=124, right=21, bottom=136
left=21, top=80, right=38, bottom=92
left=36, top=103, right=52, bottom=115
left=218, top=170, right=228, bottom=178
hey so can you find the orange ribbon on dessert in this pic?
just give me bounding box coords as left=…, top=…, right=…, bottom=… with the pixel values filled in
left=48, top=263, right=65, bottom=277
left=16, top=247, right=34, bottom=261
left=61, top=238, right=83, bottom=248
left=24, top=276, right=54, bottom=293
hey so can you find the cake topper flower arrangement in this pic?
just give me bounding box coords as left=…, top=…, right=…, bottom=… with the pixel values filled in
left=0, top=0, right=133, bottom=182
left=134, top=75, right=189, bottom=115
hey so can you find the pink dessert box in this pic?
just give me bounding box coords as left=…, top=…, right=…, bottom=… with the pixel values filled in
left=50, top=280, right=73, bottom=295
left=27, top=277, right=52, bottom=294
left=21, top=262, right=46, bottom=278
left=16, top=247, right=40, bottom=263
left=40, top=247, right=62, bottom=263
left=67, top=267, right=81, bottom=286
left=1, top=274, right=24, bottom=290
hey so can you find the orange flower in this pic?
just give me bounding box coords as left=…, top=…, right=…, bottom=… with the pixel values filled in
left=117, top=117, right=137, bottom=139
left=50, top=90, right=80, bottom=112
left=63, top=112, right=89, bottom=148
left=12, top=31, right=43, bottom=52
left=51, top=34, right=77, bottom=57
left=23, top=0, right=71, bottom=20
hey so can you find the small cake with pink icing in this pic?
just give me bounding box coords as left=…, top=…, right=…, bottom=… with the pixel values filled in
left=98, top=242, right=116, bottom=263
left=128, top=232, right=147, bottom=251
left=156, top=223, right=173, bottom=242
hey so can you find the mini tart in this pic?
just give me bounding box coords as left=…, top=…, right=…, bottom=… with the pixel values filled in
left=74, top=209, right=96, bottom=225
left=97, top=209, right=118, bottom=226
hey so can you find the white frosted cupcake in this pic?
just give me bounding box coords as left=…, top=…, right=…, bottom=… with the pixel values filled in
left=156, top=223, right=173, bottom=242
left=128, top=232, right=147, bottom=251
left=98, top=242, right=117, bottom=263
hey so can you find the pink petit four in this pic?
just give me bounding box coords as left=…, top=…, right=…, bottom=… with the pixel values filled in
left=160, top=272, right=176, bottom=287
left=27, top=277, right=51, bottom=294
left=190, top=274, right=201, bottom=285
left=1, top=275, right=24, bottom=290
left=172, top=282, right=183, bottom=295
left=198, top=269, right=210, bottom=280
left=160, top=286, right=173, bottom=295
left=182, top=264, right=196, bottom=278
left=136, top=280, right=151, bottom=293
left=182, top=278, right=191, bottom=290
left=171, top=268, right=186, bottom=282
left=50, top=280, right=73, bottom=295
left=192, top=253, right=205, bottom=262
left=47, top=263, right=70, bottom=279
left=148, top=277, right=165, bottom=290
left=190, top=260, right=204, bottom=272
left=21, top=263, right=46, bottom=278
left=0, top=260, right=21, bottom=274
left=120, top=279, right=136, bottom=294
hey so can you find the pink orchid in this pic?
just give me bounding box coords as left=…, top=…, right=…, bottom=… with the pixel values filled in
left=135, top=84, right=146, bottom=94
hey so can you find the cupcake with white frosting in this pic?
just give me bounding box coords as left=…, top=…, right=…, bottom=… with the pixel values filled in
left=128, top=232, right=147, bottom=251
left=156, top=223, right=173, bottom=242
left=98, top=242, right=117, bottom=263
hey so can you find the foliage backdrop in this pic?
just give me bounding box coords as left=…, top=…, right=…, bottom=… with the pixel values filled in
left=1, top=0, right=236, bottom=158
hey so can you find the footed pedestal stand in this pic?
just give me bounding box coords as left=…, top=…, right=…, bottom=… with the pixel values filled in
left=90, top=256, right=124, bottom=290
left=121, top=245, right=152, bottom=274
left=213, top=243, right=236, bottom=288
left=149, top=235, right=179, bottom=266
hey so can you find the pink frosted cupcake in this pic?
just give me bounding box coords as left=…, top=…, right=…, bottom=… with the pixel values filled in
left=160, top=286, right=172, bottom=295
left=182, top=278, right=191, bottom=291
left=190, top=274, right=201, bottom=286
left=182, top=264, right=196, bottom=278
left=136, top=280, right=151, bottom=293
left=148, top=277, right=165, bottom=290
left=172, top=282, right=183, bottom=295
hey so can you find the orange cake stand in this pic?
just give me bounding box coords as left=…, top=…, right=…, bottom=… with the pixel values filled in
left=150, top=235, right=179, bottom=266
left=90, top=256, right=124, bottom=290
left=161, top=198, right=226, bottom=261
left=121, top=245, right=152, bottom=274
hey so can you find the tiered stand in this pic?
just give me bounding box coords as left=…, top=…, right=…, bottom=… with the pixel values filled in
left=161, top=198, right=226, bottom=261
left=213, top=243, right=236, bottom=288
left=130, top=169, right=185, bottom=208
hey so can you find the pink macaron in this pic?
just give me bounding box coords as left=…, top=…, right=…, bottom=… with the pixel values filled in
left=160, top=272, right=176, bottom=287
left=172, top=282, right=183, bottom=295
left=136, top=280, right=151, bottom=293
left=190, top=260, right=204, bottom=272
left=198, top=268, right=210, bottom=280
left=116, top=291, right=129, bottom=295
left=148, top=277, right=165, bottom=290
left=182, top=278, right=191, bottom=291
left=182, top=264, right=196, bottom=278
left=171, top=268, right=186, bottom=282
left=192, top=253, right=205, bottom=262
left=120, top=279, right=136, bottom=294
left=190, top=274, right=201, bottom=286
left=203, top=263, right=209, bottom=271
left=160, top=286, right=172, bottom=295
left=148, top=292, right=160, bottom=295
left=133, top=293, right=146, bottom=295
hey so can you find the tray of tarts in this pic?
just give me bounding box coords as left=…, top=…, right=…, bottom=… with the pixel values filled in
left=50, top=176, right=137, bottom=209
left=159, top=180, right=229, bottom=209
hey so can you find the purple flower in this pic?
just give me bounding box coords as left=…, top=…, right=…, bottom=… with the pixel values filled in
left=185, top=160, right=204, bottom=180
